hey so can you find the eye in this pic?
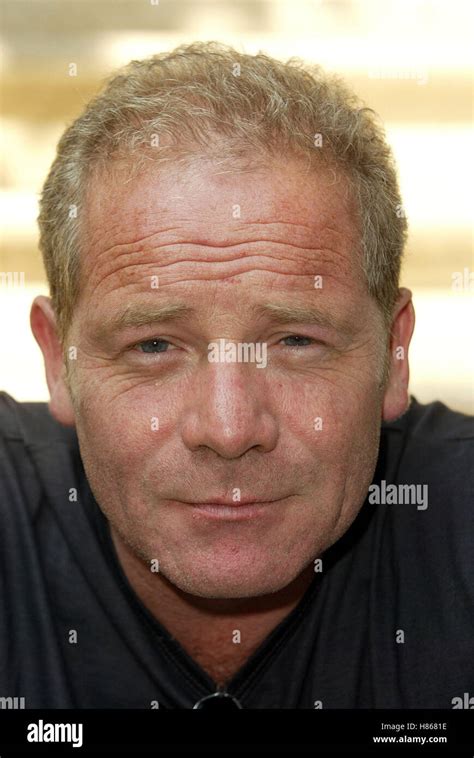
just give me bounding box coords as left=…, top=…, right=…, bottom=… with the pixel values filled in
left=280, top=335, right=315, bottom=348
left=134, top=338, right=173, bottom=354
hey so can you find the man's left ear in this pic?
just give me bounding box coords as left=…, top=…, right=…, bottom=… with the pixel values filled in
left=382, top=287, right=416, bottom=422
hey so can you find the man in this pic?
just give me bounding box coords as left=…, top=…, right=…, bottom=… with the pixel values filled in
left=1, top=41, right=472, bottom=709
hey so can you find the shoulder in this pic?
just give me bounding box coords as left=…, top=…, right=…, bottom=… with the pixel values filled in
left=0, top=392, right=79, bottom=522
left=378, top=395, right=474, bottom=550
left=382, top=395, right=474, bottom=442
left=381, top=396, right=473, bottom=487
left=0, top=391, right=77, bottom=447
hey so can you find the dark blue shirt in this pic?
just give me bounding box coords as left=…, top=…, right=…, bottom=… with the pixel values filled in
left=0, top=392, right=473, bottom=708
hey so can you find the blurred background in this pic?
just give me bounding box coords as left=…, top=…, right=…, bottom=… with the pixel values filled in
left=0, top=0, right=473, bottom=411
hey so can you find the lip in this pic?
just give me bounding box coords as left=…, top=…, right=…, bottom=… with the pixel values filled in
left=172, top=498, right=284, bottom=521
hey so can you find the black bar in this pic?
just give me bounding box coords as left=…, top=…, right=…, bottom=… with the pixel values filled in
left=0, top=709, right=472, bottom=754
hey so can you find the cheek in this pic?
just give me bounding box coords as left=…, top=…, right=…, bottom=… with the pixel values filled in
left=73, top=382, right=179, bottom=528
left=277, top=368, right=381, bottom=450
left=73, top=376, right=181, bottom=476
left=278, top=373, right=382, bottom=523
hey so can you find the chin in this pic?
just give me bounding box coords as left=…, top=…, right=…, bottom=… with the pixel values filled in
left=164, top=564, right=295, bottom=600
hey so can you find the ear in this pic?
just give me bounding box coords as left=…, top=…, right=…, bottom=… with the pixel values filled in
left=30, top=295, right=76, bottom=427
left=382, top=287, right=416, bottom=422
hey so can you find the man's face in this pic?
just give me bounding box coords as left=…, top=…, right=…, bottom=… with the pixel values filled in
left=60, top=158, right=389, bottom=598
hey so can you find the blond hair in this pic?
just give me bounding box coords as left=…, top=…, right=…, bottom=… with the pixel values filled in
left=38, top=40, right=407, bottom=346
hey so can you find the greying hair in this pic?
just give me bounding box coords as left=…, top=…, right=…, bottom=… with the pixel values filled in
left=38, top=40, right=407, bottom=345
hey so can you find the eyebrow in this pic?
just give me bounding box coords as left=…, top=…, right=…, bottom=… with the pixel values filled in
left=109, top=303, right=193, bottom=330
left=253, top=303, right=345, bottom=332
left=104, top=301, right=348, bottom=334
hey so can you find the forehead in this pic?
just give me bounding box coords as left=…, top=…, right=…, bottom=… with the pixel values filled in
left=82, top=156, right=360, bottom=263
left=73, top=156, right=370, bottom=343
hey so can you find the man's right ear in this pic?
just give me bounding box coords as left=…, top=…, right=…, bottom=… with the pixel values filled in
left=30, top=295, right=76, bottom=427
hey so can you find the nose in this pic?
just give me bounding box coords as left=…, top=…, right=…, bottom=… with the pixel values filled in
left=180, top=360, right=279, bottom=459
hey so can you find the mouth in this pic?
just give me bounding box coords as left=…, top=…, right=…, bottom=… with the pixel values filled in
left=171, top=498, right=286, bottom=521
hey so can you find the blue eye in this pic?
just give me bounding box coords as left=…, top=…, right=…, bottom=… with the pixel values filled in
left=132, top=335, right=317, bottom=358
left=136, top=339, right=171, bottom=354
left=281, top=335, right=314, bottom=347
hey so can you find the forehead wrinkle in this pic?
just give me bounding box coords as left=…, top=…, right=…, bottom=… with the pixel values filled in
left=85, top=191, right=352, bottom=257
left=88, top=239, right=351, bottom=285
left=84, top=159, right=358, bottom=256
left=81, top=205, right=359, bottom=308
left=82, top=245, right=357, bottom=313
left=90, top=252, right=347, bottom=304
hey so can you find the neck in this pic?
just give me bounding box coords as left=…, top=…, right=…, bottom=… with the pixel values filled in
left=110, top=525, right=315, bottom=688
